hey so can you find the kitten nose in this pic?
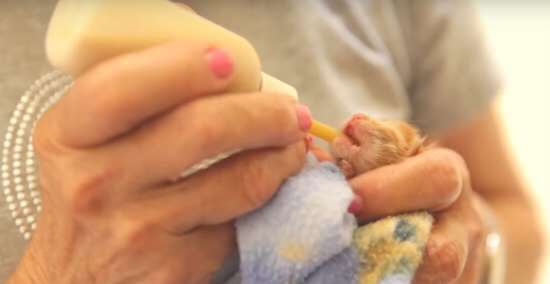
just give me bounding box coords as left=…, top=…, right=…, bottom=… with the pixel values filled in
left=344, top=113, right=367, bottom=137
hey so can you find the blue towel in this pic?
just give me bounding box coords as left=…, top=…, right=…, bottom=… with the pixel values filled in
left=223, top=155, right=433, bottom=284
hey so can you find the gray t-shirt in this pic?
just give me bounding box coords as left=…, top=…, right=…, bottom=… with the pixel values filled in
left=0, top=0, right=499, bottom=281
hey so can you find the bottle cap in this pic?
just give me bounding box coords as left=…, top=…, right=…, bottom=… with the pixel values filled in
left=260, top=73, right=298, bottom=100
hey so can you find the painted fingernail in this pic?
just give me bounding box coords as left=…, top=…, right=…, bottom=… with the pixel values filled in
left=296, top=104, right=312, bottom=131
left=347, top=195, right=363, bottom=215
left=206, top=47, right=233, bottom=79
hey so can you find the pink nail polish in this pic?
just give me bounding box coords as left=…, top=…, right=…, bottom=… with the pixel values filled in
left=296, top=104, right=312, bottom=131
left=347, top=195, right=363, bottom=215
left=206, top=47, right=233, bottom=79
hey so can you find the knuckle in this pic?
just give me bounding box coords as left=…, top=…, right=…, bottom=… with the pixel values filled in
left=116, top=216, right=156, bottom=250
left=238, top=157, right=278, bottom=209
left=289, top=143, right=307, bottom=166
left=467, top=212, right=486, bottom=246
left=272, top=144, right=307, bottom=178
left=425, top=237, right=466, bottom=282
left=73, top=73, right=113, bottom=112
left=63, top=163, right=119, bottom=216
left=32, top=112, right=118, bottom=218
left=237, top=145, right=305, bottom=209
left=197, top=119, right=219, bottom=142
left=437, top=149, right=467, bottom=176
left=469, top=221, right=484, bottom=246
left=68, top=76, right=131, bottom=136
left=193, top=115, right=224, bottom=148
left=266, top=95, right=299, bottom=136
left=426, top=149, right=464, bottom=199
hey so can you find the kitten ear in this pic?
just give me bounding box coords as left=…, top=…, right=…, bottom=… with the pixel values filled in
left=388, top=121, right=425, bottom=156
left=396, top=122, right=419, bottom=141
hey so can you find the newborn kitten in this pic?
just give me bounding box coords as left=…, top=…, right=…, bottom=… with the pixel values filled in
left=331, top=113, right=425, bottom=178
left=330, top=114, right=432, bottom=283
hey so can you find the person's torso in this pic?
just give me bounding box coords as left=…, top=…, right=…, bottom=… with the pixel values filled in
left=187, top=0, right=413, bottom=126
left=0, top=1, right=413, bottom=282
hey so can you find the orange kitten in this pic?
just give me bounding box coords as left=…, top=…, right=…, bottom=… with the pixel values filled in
left=331, top=114, right=425, bottom=178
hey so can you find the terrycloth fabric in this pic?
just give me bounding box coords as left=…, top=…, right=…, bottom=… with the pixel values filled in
left=227, top=156, right=433, bottom=284
left=353, top=212, right=433, bottom=283
left=236, top=156, right=357, bottom=283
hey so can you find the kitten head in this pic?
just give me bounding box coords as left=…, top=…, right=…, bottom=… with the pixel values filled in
left=331, top=114, right=424, bottom=177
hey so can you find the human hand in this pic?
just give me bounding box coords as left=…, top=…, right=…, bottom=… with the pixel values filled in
left=331, top=115, right=491, bottom=283
left=9, top=42, right=310, bottom=284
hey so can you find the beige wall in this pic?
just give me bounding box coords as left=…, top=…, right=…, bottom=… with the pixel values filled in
left=477, top=2, right=550, bottom=283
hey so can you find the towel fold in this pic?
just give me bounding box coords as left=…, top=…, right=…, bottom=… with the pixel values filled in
left=237, top=157, right=356, bottom=283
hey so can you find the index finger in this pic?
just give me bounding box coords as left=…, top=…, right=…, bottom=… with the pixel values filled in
left=50, top=42, right=236, bottom=147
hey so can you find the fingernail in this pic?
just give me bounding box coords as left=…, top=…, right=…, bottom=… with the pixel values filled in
left=206, top=47, right=233, bottom=79
left=347, top=195, right=363, bottom=215
left=296, top=104, right=312, bottom=131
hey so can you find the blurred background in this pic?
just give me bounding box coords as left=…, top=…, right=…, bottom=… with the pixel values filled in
left=0, top=0, right=548, bottom=283
left=476, top=1, right=549, bottom=283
